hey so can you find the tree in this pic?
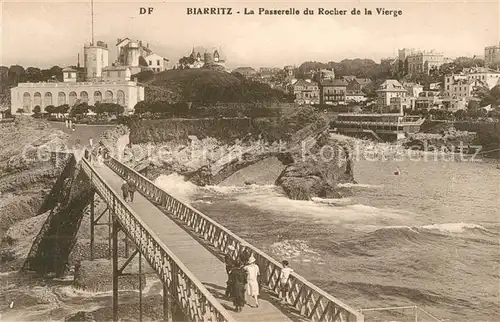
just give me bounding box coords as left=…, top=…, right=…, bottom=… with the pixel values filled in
left=474, top=84, right=500, bottom=109
left=41, top=69, right=53, bottom=81
left=25, top=67, right=42, bottom=82
left=99, top=103, right=124, bottom=115
left=178, top=56, right=195, bottom=69
left=8, top=65, right=25, bottom=84
left=70, top=102, right=90, bottom=116
left=32, top=105, right=41, bottom=117
left=0, top=66, right=9, bottom=87
left=50, top=66, right=63, bottom=81
left=455, top=109, right=467, bottom=120
left=134, top=101, right=150, bottom=114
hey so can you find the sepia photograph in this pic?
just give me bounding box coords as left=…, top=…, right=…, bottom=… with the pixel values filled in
left=0, top=0, right=499, bottom=321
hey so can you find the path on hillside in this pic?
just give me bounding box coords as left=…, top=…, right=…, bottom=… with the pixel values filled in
left=49, top=122, right=115, bottom=148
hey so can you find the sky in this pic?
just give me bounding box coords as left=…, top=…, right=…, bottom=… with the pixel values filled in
left=1, top=0, right=499, bottom=69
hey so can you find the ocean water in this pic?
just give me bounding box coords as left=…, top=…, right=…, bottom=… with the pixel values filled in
left=155, top=156, right=500, bottom=321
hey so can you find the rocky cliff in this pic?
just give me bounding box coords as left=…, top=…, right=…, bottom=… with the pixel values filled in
left=0, top=116, right=69, bottom=270
left=0, top=117, right=68, bottom=236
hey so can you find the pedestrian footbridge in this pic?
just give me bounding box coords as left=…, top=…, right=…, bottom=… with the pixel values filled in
left=23, top=151, right=364, bottom=322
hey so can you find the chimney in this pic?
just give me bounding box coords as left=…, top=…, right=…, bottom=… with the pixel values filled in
left=77, top=53, right=80, bottom=69
left=147, top=43, right=149, bottom=48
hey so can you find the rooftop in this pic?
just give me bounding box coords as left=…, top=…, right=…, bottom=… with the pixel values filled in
left=377, top=79, right=407, bottom=92
left=321, top=79, right=348, bottom=86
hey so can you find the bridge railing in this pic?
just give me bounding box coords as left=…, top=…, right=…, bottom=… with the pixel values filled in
left=106, top=156, right=364, bottom=322
left=80, top=158, right=235, bottom=322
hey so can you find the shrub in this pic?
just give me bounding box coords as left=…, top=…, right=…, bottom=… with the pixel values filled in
left=45, top=105, right=56, bottom=114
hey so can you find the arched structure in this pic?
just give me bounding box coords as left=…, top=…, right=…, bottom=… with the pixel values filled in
left=44, top=92, right=53, bottom=107
left=104, top=90, right=113, bottom=103
left=94, top=91, right=102, bottom=104
left=117, top=90, right=125, bottom=106
left=58, top=92, right=66, bottom=106
left=69, top=91, right=77, bottom=106
left=34, top=92, right=42, bottom=107
left=10, top=82, right=145, bottom=114
left=23, top=92, right=31, bottom=112
left=80, top=91, right=89, bottom=103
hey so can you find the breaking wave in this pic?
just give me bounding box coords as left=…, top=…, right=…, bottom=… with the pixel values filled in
left=421, top=222, right=494, bottom=235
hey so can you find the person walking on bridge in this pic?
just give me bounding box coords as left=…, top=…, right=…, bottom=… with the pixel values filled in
left=128, top=181, right=137, bottom=202
left=279, top=260, right=294, bottom=303
left=244, top=254, right=260, bottom=308
left=225, top=245, right=237, bottom=297
left=121, top=180, right=130, bottom=202
left=229, top=260, right=247, bottom=312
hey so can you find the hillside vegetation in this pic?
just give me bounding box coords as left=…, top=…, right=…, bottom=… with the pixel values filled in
left=137, top=69, right=292, bottom=104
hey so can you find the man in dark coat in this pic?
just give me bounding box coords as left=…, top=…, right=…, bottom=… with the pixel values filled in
left=128, top=181, right=137, bottom=202
left=229, top=260, right=247, bottom=312
left=224, top=245, right=236, bottom=297
left=121, top=181, right=129, bottom=201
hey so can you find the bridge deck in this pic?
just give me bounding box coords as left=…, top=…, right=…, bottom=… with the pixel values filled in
left=93, top=163, right=297, bottom=322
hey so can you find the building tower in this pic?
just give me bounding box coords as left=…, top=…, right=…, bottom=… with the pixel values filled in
left=84, top=41, right=109, bottom=80
left=125, top=42, right=141, bottom=67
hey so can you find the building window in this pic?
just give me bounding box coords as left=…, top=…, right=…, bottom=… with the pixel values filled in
left=107, top=71, right=111, bottom=77
left=118, top=71, right=122, bottom=77
left=157, top=59, right=160, bottom=65
left=149, top=60, right=152, bottom=66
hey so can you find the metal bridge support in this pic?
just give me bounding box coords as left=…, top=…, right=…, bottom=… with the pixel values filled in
left=89, top=192, right=112, bottom=261
left=112, top=210, right=119, bottom=322
left=111, top=214, right=144, bottom=322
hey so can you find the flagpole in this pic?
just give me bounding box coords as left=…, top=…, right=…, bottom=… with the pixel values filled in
left=91, top=0, right=94, bottom=45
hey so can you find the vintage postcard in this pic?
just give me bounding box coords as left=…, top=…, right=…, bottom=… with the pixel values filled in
left=0, top=0, right=499, bottom=321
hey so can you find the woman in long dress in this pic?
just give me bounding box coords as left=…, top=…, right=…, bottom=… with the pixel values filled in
left=229, top=260, right=247, bottom=312
left=244, top=255, right=260, bottom=307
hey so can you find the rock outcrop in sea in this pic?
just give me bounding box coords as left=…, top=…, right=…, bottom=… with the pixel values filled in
left=275, top=132, right=356, bottom=200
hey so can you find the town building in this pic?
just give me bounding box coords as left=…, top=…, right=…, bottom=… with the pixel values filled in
left=389, top=96, right=413, bottom=114
left=319, top=79, right=348, bottom=105
left=332, top=113, right=424, bottom=141
left=406, top=50, right=444, bottom=75
left=116, top=38, right=152, bottom=69
left=232, top=67, right=257, bottom=78
left=313, top=69, right=335, bottom=82
left=464, top=67, right=500, bottom=89
left=376, top=79, right=408, bottom=110
left=403, top=82, right=424, bottom=98
left=414, top=91, right=443, bottom=110
left=485, top=42, right=500, bottom=68
left=62, top=67, right=85, bottom=83
left=342, top=76, right=370, bottom=103
left=442, top=73, right=485, bottom=110
left=443, top=68, right=500, bottom=99
left=145, top=53, right=169, bottom=72
left=293, top=79, right=320, bottom=105
left=189, top=46, right=226, bottom=68
left=84, top=41, right=109, bottom=79
left=115, top=37, right=168, bottom=74
left=11, top=40, right=144, bottom=115
left=284, top=65, right=295, bottom=77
